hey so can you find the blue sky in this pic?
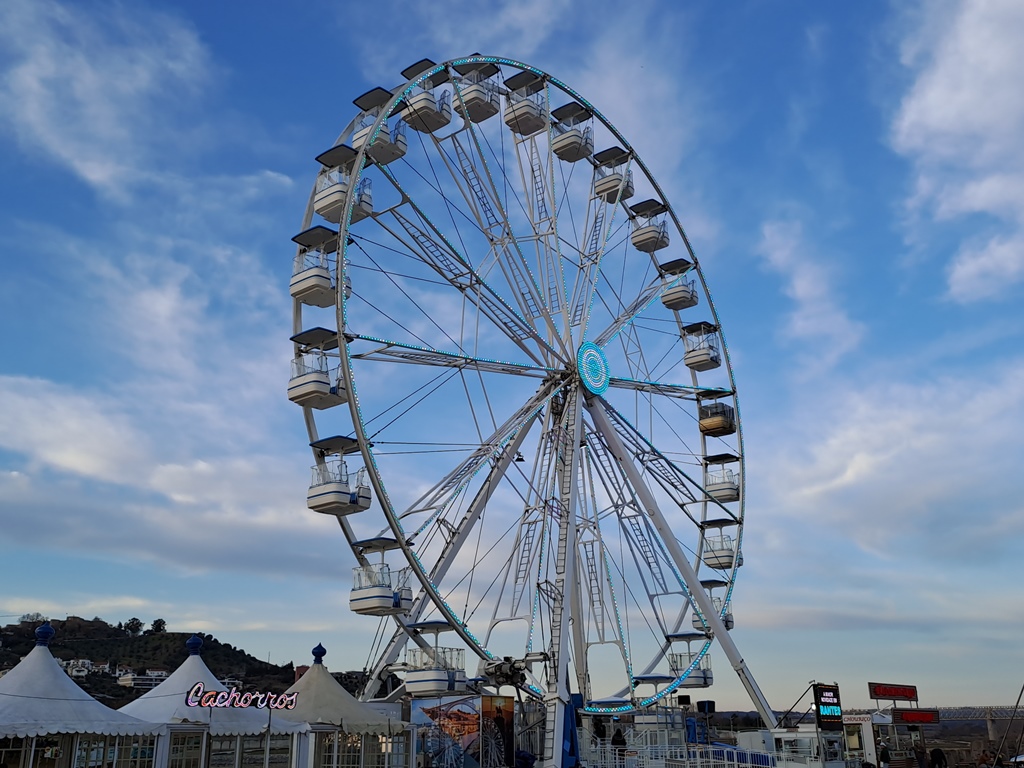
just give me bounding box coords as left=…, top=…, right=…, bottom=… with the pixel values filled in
left=2, top=0, right=1023, bottom=712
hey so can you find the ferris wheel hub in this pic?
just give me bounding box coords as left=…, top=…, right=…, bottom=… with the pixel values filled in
left=576, top=342, right=610, bottom=395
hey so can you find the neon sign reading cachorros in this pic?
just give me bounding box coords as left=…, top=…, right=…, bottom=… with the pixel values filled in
left=186, top=682, right=298, bottom=710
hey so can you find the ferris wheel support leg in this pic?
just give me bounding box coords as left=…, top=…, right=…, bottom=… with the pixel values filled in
left=586, top=397, right=779, bottom=729
left=541, top=388, right=585, bottom=768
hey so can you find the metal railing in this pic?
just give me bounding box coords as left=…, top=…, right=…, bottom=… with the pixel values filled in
left=705, top=469, right=738, bottom=487
left=406, top=646, right=464, bottom=671
left=578, top=731, right=777, bottom=768
left=353, top=564, right=391, bottom=589
left=290, top=354, right=337, bottom=379
left=310, top=458, right=348, bottom=487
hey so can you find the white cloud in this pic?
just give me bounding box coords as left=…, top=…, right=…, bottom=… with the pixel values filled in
left=0, top=0, right=212, bottom=196
left=891, top=0, right=1024, bottom=300
left=345, top=0, right=574, bottom=84
left=754, top=219, right=864, bottom=371
left=0, top=376, right=151, bottom=484
left=754, top=359, right=1024, bottom=562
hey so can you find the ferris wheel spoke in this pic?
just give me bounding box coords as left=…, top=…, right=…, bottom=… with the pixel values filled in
left=574, top=161, right=633, bottom=340
left=395, top=380, right=564, bottom=536
left=348, top=333, right=553, bottom=379
left=373, top=165, right=563, bottom=364
left=606, top=376, right=731, bottom=401
left=592, top=274, right=666, bottom=347
left=510, top=103, right=569, bottom=331
left=439, top=94, right=567, bottom=352
left=580, top=429, right=680, bottom=626
left=360, top=408, right=542, bottom=700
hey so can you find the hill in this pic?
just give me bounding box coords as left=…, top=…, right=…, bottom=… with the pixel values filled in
left=0, top=616, right=295, bottom=709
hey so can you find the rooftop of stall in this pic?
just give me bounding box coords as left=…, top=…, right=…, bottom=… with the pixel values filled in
left=120, top=634, right=304, bottom=768
left=280, top=644, right=405, bottom=735
left=120, top=634, right=304, bottom=735
left=0, top=622, right=159, bottom=737
left=0, top=622, right=159, bottom=768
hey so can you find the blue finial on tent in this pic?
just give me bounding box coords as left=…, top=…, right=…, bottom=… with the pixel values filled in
left=312, top=643, right=327, bottom=664
left=186, top=634, right=204, bottom=655
left=35, top=621, right=55, bottom=646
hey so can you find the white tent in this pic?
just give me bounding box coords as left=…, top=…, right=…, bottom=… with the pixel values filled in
left=278, top=644, right=404, bottom=735
left=119, top=635, right=304, bottom=736
left=0, top=623, right=158, bottom=738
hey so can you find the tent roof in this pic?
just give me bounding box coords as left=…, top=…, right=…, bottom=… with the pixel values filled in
left=278, top=648, right=404, bottom=735
left=119, top=639, right=305, bottom=736
left=0, top=626, right=159, bottom=738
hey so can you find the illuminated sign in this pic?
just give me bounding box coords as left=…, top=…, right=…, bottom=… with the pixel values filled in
left=868, top=682, right=918, bottom=701
left=186, top=682, right=298, bottom=710
left=892, top=709, right=940, bottom=725
left=813, top=684, right=843, bottom=731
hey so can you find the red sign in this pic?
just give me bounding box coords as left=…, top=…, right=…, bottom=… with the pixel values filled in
left=868, top=682, right=919, bottom=701
left=892, top=708, right=939, bottom=724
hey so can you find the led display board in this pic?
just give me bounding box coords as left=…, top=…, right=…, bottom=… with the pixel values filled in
left=892, top=708, right=940, bottom=725
left=868, top=682, right=919, bottom=701
left=813, top=684, right=843, bottom=731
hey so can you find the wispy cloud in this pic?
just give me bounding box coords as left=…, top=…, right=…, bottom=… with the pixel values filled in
left=344, top=0, right=574, bottom=84
left=754, top=219, right=864, bottom=372
left=755, top=359, right=1024, bottom=563
left=891, top=0, right=1024, bottom=301
left=0, top=0, right=212, bottom=197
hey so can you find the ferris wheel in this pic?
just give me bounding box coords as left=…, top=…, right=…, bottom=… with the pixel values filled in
left=288, top=55, right=776, bottom=761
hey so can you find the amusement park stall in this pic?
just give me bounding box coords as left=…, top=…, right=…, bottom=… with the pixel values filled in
left=277, top=644, right=408, bottom=768
left=119, top=635, right=305, bottom=768
left=0, top=623, right=161, bottom=768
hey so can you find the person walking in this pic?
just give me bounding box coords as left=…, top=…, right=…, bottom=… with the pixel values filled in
left=930, top=747, right=948, bottom=768
left=879, top=742, right=892, bottom=768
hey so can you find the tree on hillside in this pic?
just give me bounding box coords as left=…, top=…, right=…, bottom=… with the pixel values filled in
left=19, top=612, right=46, bottom=623
left=124, top=618, right=144, bottom=636
left=150, top=619, right=167, bottom=634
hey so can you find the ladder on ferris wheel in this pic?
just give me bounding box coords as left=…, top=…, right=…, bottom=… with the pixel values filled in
left=511, top=518, right=539, bottom=612
left=582, top=539, right=606, bottom=638
left=453, top=134, right=546, bottom=322
left=567, top=204, right=607, bottom=327
left=622, top=514, right=670, bottom=594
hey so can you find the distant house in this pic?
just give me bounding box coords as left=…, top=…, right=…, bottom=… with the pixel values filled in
left=117, top=670, right=169, bottom=689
